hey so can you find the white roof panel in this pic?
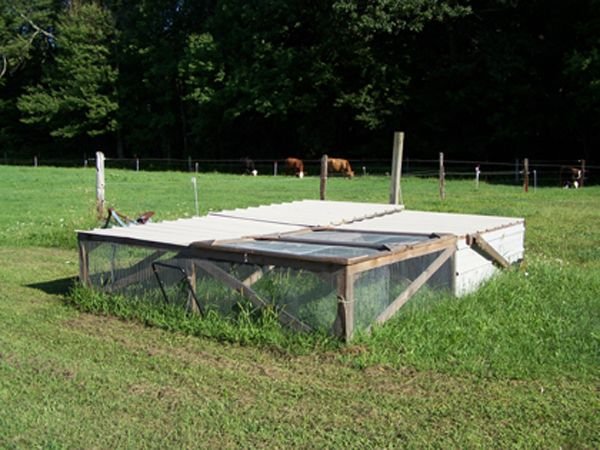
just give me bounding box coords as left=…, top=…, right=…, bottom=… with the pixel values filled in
left=77, top=215, right=303, bottom=246
left=340, top=210, right=524, bottom=236
left=78, top=201, right=522, bottom=248
left=209, top=200, right=404, bottom=227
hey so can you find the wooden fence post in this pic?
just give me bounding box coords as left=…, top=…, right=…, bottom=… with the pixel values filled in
left=33, top=156, right=38, bottom=167
left=274, top=161, right=278, bottom=176
left=475, top=165, right=481, bottom=190
left=96, top=151, right=105, bottom=219
left=523, top=158, right=529, bottom=192
left=389, top=131, right=404, bottom=205
left=320, top=154, right=328, bottom=200
left=439, top=152, right=445, bottom=200
left=580, top=159, right=586, bottom=188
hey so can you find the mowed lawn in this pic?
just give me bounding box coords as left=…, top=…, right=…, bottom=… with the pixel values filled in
left=0, top=165, right=598, bottom=448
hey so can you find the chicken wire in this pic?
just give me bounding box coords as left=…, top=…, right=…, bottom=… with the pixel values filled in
left=83, top=241, right=453, bottom=334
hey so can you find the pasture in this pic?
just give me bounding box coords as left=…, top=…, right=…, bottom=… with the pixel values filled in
left=0, top=165, right=598, bottom=448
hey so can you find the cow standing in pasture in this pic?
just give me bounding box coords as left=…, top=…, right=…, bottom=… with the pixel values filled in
left=327, top=158, right=354, bottom=178
left=284, top=157, right=305, bottom=178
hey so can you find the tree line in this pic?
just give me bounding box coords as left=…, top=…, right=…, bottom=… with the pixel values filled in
left=1, top=0, right=598, bottom=164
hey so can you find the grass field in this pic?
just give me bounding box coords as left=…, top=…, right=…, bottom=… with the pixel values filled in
left=0, top=165, right=598, bottom=448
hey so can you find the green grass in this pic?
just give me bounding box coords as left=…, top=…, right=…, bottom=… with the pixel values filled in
left=0, top=165, right=599, bottom=448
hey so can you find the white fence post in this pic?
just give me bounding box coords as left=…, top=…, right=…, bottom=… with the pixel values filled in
left=96, top=151, right=105, bottom=219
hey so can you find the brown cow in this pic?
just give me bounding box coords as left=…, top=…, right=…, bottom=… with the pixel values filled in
left=284, top=157, right=305, bottom=178
left=327, top=158, right=354, bottom=178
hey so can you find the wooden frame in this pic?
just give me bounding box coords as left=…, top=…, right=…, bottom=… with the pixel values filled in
left=77, top=228, right=457, bottom=341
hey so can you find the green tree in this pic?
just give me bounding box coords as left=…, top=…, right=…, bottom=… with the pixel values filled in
left=17, top=3, right=118, bottom=145
left=179, top=0, right=469, bottom=157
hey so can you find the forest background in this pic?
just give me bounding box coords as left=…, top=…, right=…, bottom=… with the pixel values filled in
left=1, top=0, right=598, bottom=165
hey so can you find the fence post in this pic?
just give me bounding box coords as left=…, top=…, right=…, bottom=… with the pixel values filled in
left=188, top=156, right=192, bottom=172
left=439, top=152, right=445, bottom=200
left=523, top=158, right=529, bottom=192
left=33, top=156, right=38, bottom=167
left=475, top=165, right=480, bottom=190
left=274, top=161, right=278, bottom=176
left=533, top=169, right=537, bottom=191
left=135, top=158, right=140, bottom=172
left=580, top=159, right=586, bottom=188
left=320, top=154, right=328, bottom=200
left=96, top=151, right=105, bottom=219
left=195, top=162, right=199, bottom=174
left=191, top=177, right=199, bottom=216
left=389, top=131, right=404, bottom=205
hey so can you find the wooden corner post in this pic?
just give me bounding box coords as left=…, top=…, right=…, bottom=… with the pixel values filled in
left=320, top=154, right=328, bottom=200
left=96, top=151, right=105, bottom=219
left=336, top=268, right=355, bottom=342
left=389, top=131, right=404, bottom=205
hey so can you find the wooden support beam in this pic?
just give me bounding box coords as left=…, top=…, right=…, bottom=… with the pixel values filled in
left=336, top=269, right=355, bottom=342
left=467, top=233, right=510, bottom=269
left=371, top=246, right=455, bottom=327
left=187, top=260, right=200, bottom=314
left=78, top=240, right=90, bottom=287
left=193, top=259, right=312, bottom=332
left=241, top=265, right=274, bottom=287
left=107, top=250, right=167, bottom=291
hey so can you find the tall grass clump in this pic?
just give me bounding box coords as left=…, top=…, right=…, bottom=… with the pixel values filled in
left=350, top=257, right=600, bottom=381
left=66, top=284, right=339, bottom=354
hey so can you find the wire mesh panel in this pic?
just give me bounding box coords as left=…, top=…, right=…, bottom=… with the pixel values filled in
left=353, top=250, right=454, bottom=331
left=80, top=230, right=456, bottom=339
left=86, top=241, right=177, bottom=297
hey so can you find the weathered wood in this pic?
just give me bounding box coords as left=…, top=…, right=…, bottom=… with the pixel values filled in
left=320, top=154, right=328, bottom=200
left=346, top=235, right=457, bottom=275
left=96, top=151, right=105, bottom=219
left=187, top=260, right=200, bottom=314
left=242, top=265, right=274, bottom=287
left=467, top=233, right=510, bottom=269
left=78, top=240, right=90, bottom=286
left=389, top=131, right=404, bottom=205
left=336, top=268, right=355, bottom=341
left=372, top=246, right=455, bottom=326
left=194, top=259, right=312, bottom=332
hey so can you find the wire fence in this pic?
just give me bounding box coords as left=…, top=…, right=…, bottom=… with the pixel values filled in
left=2, top=154, right=597, bottom=187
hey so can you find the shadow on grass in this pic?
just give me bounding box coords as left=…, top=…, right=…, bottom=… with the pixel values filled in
left=27, top=276, right=78, bottom=296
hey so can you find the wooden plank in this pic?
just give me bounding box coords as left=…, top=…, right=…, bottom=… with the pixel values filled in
left=187, top=260, right=200, bottom=314
left=78, top=239, right=90, bottom=286
left=193, top=259, right=312, bottom=332
left=372, top=246, right=455, bottom=326
left=347, top=235, right=457, bottom=275
left=336, top=269, right=355, bottom=342
left=468, top=233, right=510, bottom=269
left=107, top=250, right=167, bottom=291
left=242, top=265, right=274, bottom=287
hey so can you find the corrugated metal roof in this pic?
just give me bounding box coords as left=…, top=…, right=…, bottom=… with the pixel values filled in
left=77, top=215, right=303, bottom=246
left=209, top=200, right=404, bottom=227
left=77, top=201, right=522, bottom=247
left=340, top=210, right=524, bottom=236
